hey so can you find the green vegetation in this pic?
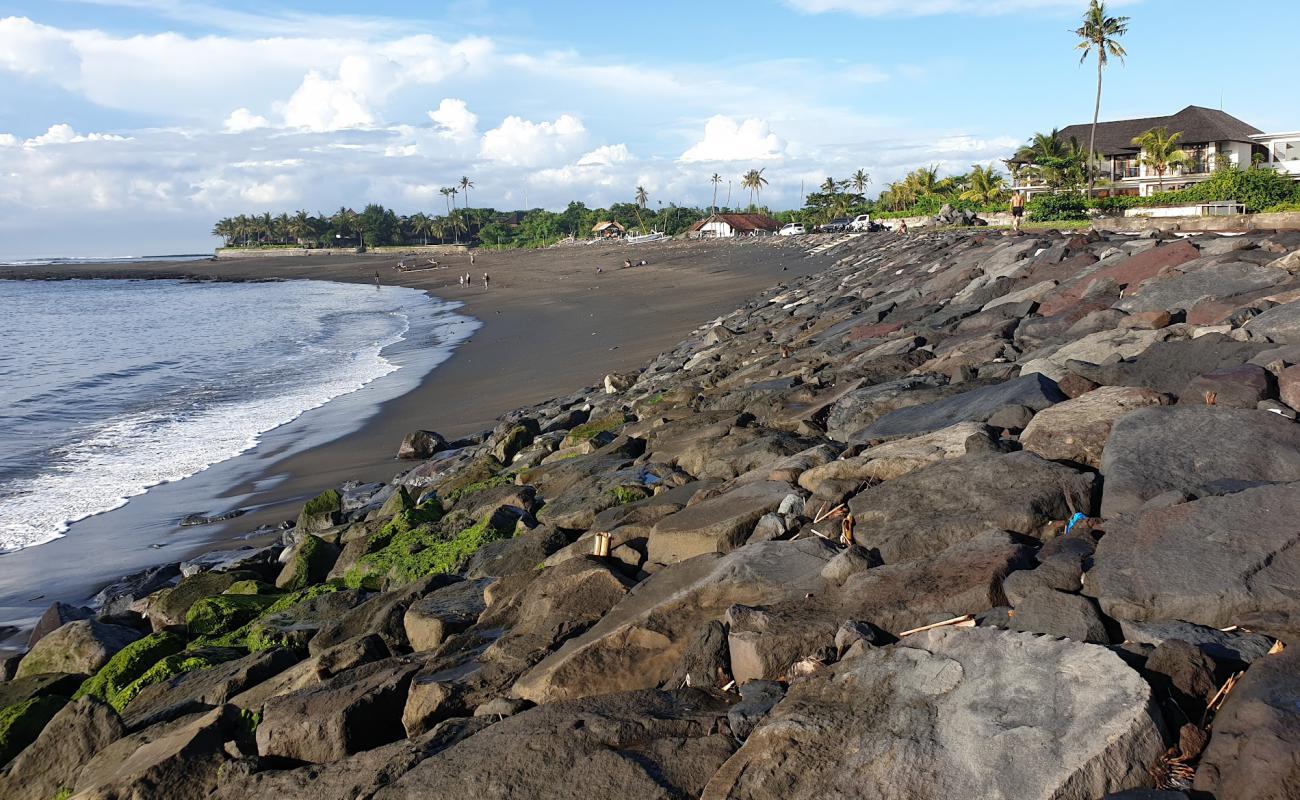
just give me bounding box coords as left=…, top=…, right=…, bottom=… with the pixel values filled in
left=278, top=534, right=336, bottom=592
left=206, top=583, right=342, bottom=652
left=442, top=474, right=513, bottom=505
left=1028, top=192, right=1091, bottom=222
left=0, top=696, right=67, bottom=765
left=563, top=413, right=630, bottom=447
left=74, top=632, right=186, bottom=708
left=185, top=593, right=280, bottom=637
left=112, top=649, right=239, bottom=710
left=53, top=788, right=74, bottom=800
left=301, top=488, right=342, bottom=518
left=606, top=486, right=649, bottom=506
left=1131, top=126, right=1188, bottom=192
left=343, top=511, right=512, bottom=590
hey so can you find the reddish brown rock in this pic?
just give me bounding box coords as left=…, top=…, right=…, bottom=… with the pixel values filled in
left=847, top=321, right=903, bottom=341
left=1279, top=364, right=1300, bottom=411
left=1119, top=310, right=1172, bottom=330
left=1038, top=240, right=1200, bottom=317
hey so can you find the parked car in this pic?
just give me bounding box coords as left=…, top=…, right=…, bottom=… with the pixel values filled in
left=848, top=214, right=874, bottom=231
left=778, top=223, right=806, bottom=236
left=818, top=218, right=849, bottom=233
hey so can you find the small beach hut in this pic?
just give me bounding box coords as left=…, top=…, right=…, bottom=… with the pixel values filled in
left=591, top=221, right=626, bottom=239
left=688, top=213, right=781, bottom=238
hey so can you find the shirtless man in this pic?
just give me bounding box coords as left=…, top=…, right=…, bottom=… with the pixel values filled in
left=1010, top=191, right=1026, bottom=232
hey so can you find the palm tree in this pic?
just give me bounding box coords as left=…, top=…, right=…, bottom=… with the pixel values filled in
left=851, top=169, right=871, bottom=194
left=1132, top=126, right=1189, bottom=191
left=635, top=185, right=649, bottom=208
left=709, top=173, right=723, bottom=214
left=1074, top=0, right=1129, bottom=195
left=458, top=176, right=474, bottom=209
left=287, top=210, right=313, bottom=245
left=819, top=177, right=837, bottom=196
left=741, top=168, right=769, bottom=209
left=958, top=164, right=1007, bottom=204
left=408, top=212, right=434, bottom=245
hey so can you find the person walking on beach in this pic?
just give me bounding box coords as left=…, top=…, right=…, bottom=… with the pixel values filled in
left=1010, top=191, right=1026, bottom=232
left=483, top=273, right=490, bottom=288
left=469, top=251, right=476, bottom=266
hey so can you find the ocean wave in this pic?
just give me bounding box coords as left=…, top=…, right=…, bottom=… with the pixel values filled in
left=0, top=281, right=476, bottom=554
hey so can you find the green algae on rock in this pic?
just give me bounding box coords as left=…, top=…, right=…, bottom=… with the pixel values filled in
left=0, top=696, right=68, bottom=765
left=72, top=632, right=186, bottom=710
left=297, top=488, right=343, bottom=532
left=185, top=593, right=281, bottom=638
left=343, top=510, right=515, bottom=590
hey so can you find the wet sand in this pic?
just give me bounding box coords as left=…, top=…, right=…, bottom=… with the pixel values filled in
left=0, top=238, right=824, bottom=631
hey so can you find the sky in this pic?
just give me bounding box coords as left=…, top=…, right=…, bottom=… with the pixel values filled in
left=0, top=0, right=1294, bottom=258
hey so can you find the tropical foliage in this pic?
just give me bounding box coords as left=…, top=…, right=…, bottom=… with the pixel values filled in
left=1131, top=126, right=1188, bottom=191
left=1074, top=0, right=1129, bottom=193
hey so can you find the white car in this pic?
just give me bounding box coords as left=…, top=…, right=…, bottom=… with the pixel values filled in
left=848, top=214, right=873, bottom=231
left=778, top=223, right=806, bottom=236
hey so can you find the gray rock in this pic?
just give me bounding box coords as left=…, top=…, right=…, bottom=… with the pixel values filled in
left=1244, top=298, right=1300, bottom=342
left=0, top=696, right=124, bottom=800
left=1098, top=406, right=1300, bottom=517
left=1085, top=483, right=1300, bottom=629
left=403, top=579, right=489, bottom=651
left=309, top=574, right=460, bottom=656
left=855, top=373, right=1066, bottom=441
left=397, top=429, right=448, bottom=460
left=647, top=480, right=796, bottom=564
left=1118, top=619, right=1275, bottom=664
left=121, top=647, right=299, bottom=730
left=847, top=451, right=1094, bottom=563
left=705, top=627, right=1164, bottom=799
left=26, top=602, right=94, bottom=650
left=16, top=620, right=141, bottom=679
left=1009, top=588, right=1111, bottom=643
left=257, top=658, right=422, bottom=763
left=728, top=680, right=785, bottom=739
left=1194, top=646, right=1300, bottom=798
left=374, top=689, right=736, bottom=800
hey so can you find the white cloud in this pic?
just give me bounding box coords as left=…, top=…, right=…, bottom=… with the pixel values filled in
left=679, top=116, right=786, bottom=163
left=280, top=67, right=377, bottom=131
left=23, top=123, right=128, bottom=146
left=427, top=98, right=478, bottom=142
left=576, top=143, right=631, bottom=167
left=223, top=108, right=269, bottom=133
left=785, top=0, right=1087, bottom=16
left=479, top=114, right=587, bottom=166
left=0, top=133, right=17, bottom=147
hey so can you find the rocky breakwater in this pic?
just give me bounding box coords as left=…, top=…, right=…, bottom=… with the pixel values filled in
left=4, top=228, right=1300, bottom=799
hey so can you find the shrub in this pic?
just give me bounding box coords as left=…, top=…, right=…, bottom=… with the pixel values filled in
left=1027, top=192, right=1090, bottom=221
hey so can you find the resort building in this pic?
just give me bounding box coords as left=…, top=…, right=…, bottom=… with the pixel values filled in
left=688, top=213, right=781, bottom=238
left=1012, top=105, right=1300, bottom=198
left=591, top=220, right=626, bottom=239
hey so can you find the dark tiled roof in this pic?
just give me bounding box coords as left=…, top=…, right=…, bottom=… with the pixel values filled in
left=689, top=213, right=781, bottom=233
left=1054, top=105, right=1263, bottom=156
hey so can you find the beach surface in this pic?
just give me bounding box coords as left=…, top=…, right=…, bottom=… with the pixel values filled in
left=0, top=237, right=824, bottom=626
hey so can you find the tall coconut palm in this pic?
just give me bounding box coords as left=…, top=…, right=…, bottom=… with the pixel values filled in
left=1132, top=127, right=1189, bottom=192
left=741, top=168, right=769, bottom=209
left=709, top=173, right=723, bottom=213
left=819, top=177, right=837, bottom=196
left=288, top=210, right=314, bottom=245
left=851, top=169, right=871, bottom=194
left=408, top=212, right=433, bottom=245
left=1074, top=0, right=1129, bottom=195
left=458, top=176, right=474, bottom=209
left=635, top=186, right=649, bottom=208
left=958, top=164, right=1007, bottom=204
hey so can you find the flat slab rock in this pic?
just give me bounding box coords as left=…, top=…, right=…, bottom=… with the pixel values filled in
left=1098, top=405, right=1300, bottom=517
left=853, top=373, right=1065, bottom=442
left=1084, top=482, right=1300, bottom=630
left=374, top=689, right=736, bottom=800
left=703, top=627, right=1164, bottom=800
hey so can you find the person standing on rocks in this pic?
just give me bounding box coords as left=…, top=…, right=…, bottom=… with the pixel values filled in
left=1010, top=191, right=1026, bottom=232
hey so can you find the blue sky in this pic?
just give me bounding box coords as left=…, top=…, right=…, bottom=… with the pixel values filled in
left=0, top=0, right=1293, bottom=257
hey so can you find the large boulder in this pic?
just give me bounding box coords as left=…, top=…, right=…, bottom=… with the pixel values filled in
left=1244, top=298, right=1300, bottom=342
left=0, top=696, right=124, bottom=800
left=16, top=620, right=141, bottom=679
left=1020, top=386, right=1169, bottom=468
left=121, top=647, right=299, bottom=730
left=72, top=705, right=243, bottom=800
left=1084, top=482, right=1300, bottom=629
left=26, top=602, right=94, bottom=650
left=396, top=429, right=447, bottom=460
left=374, top=689, right=736, bottom=800
left=853, top=373, right=1066, bottom=442
left=144, top=569, right=260, bottom=631
left=309, top=574, right=460, bottom=655
left=512, top=538, right=838, bottom=704
left=846, top=451, right=1095, bottom=563
left=403, top=579, right=490, bottom=651
left=1097, top=405, right=1300, bottom=517
left=703, top=628, right=1165, bottom=800
left=1194, top=646, right=1300, bottom=798
left=257, top=658, right=422, bottom=763
left=646, top=480, right=796, bottom=564
left=797, top=422, right=994, bottom=491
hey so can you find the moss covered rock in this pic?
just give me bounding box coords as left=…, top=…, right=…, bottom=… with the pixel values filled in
left=562, top=412, right=632, bottom=447
left=343, top=508, right=516, bottom=590
left=274, top=534, right=340, bottom=591
left=0, top=696, right=68, bottom=765
left=109, top=647, right=241, bottom=712
left=15, top=621, right=141, bottom=679
left=492, top=423, right=537, bottom=464
left=375, top=486, right=416, bottom=519
left=436, top=455, right=504, bottom=500
left=73, top=632, right=186, bottom=710
left=297, top=488, right=343, bottom=533
left=186, top=593, right=281, bottom=638
left=244, top=588, right=365, bottom=652
left=145, top=569, right=260, bottom=631
left=197, top=584, right=343, bottom=652
left=223, top=579, right=278, bottom=595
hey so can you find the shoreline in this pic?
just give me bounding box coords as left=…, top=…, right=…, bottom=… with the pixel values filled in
left=0, top=238, right=824, bottom=636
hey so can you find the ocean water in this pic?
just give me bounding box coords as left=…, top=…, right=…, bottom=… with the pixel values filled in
left=0, top=278, right=476, bottom=554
